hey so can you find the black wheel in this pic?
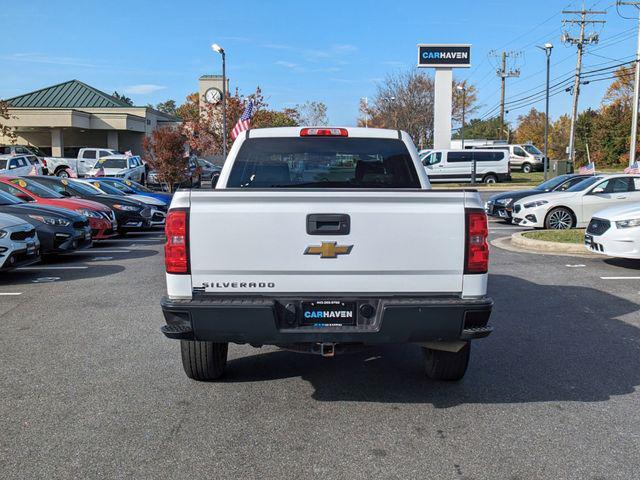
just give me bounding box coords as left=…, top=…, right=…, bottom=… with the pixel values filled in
left=545, top=207, right=574, bottom=230
left=56, top=168, right=70, bottom=178
left=180, top=340, right=228, bottom=381
left=422, top=342, right=470, bottom=381
left=483, top=174, right=498, bottom=184
left=522, top=163, right=532, bottom=174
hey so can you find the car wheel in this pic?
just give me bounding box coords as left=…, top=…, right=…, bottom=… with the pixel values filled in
left=56, top=169, right=70, bottom=178
left=483, top=174, right=498, bottom=184
left=522, top=163, right=532, bottom=174
left=422, top=342, right=470, bottom=381
left=545, top=207, right=574, bottom=230
left=181, top=340, right=228, bottom=381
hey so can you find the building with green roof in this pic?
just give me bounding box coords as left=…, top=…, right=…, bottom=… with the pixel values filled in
left=1, top=80, right=179, bottom=157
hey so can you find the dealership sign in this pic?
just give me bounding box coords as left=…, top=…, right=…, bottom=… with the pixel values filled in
left=417, top=44, right=471, bottom=68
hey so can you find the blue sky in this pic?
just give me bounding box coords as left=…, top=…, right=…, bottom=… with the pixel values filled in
left=0, top=0, right=637, bottom=126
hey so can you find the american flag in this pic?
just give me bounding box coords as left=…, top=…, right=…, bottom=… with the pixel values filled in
left=624, top=161, right=640, bottom=174
left=578, top=162, right=595, bottom=175
left=231, top=100, right=254, bottom=140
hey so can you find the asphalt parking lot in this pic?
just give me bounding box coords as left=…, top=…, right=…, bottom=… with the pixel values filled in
left=1, top=192, right=639, bottom=479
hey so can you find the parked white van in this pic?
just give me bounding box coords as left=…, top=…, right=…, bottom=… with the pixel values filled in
left=422, top=149, right=511, bottom=184
left=479, top=144, right=545, bottom=173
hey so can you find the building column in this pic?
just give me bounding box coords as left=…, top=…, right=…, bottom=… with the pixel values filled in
left=433, top=68, right=453, bottom=150
left=51, top=128, right=64, bottom=157
left=107, top=131, right=119, bottom=150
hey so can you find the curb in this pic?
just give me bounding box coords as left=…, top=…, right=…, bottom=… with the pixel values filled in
left=510, top=231, right=597, bottom=255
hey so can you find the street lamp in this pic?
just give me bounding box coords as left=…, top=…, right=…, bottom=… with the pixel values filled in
left=537, top=42, right=553, bottom=180
left=211, top=43, right=227, bottom=161
left=360, top=97, right=368, bottom=128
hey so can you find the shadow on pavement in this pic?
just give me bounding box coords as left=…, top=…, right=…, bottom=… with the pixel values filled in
left=221, top=274, right=640, bottom=407
left=603, top=258, right=640, bottom=270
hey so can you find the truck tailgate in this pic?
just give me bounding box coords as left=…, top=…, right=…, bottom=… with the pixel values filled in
left=188, top=190, right=466, bottom=294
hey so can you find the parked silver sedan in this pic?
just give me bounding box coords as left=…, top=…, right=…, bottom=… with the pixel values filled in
left=0, top=212, right=41, bottom=270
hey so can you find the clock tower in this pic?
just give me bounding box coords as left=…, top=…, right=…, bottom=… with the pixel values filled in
left=198, top=75, right=227, bottom=112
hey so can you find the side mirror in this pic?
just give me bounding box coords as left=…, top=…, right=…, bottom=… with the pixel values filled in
left=8, top=164, right=17, bottom=170
left=591, top=187, right=605, bottom=194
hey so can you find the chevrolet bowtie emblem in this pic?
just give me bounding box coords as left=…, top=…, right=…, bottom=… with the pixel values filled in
left=304, top=242, right=353, bottom=259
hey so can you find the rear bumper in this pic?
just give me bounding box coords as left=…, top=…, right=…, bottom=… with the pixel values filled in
left=161, top=295, right=493, bottom=345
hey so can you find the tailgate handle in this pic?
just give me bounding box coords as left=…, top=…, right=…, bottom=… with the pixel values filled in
left=307, top=214, right=350, bottom=235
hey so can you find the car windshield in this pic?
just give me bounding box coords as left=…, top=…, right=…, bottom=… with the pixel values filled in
left=523, top=145, right=542, bottom=155
left=227, top=137, right=421, bottom=188
left=566, top=176, right=602, bottom=192
left=104, top=181, right=136, bottom=194
left=534, top=175, right=572, bottom=191
left=89, top=181, right=124, bottom=196
left=10, top=178, right=62, bottom=198
left=125, top=180, right=154, bottom=193
left=0, top=189, right=23, bottom=205
left=0, top=159, right=7, bottom=169
left=30, top=146, right=47, bottom=157
left=98, top=158, right=127, bottom=169
left=68, top=180, right=105, bottom=195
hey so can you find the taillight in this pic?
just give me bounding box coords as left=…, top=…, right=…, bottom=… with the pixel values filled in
left=165, top=209, right=189, bottom=274
left=41, top=159, right=47, bottom=167
left=300, top=128, right=348, bottom=137
left=465, top=209, right=489, bottom=274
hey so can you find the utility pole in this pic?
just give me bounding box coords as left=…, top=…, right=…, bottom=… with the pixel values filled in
left=491, top=50, right=521, bottom=140
left=537, top=43, right=553, bottom=181
left=561, top=7, right=606, bottom=164
left=617, top=1, right=640, bottom=166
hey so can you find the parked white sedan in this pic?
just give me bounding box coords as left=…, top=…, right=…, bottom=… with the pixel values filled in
left=87, top=155, right=146, bottom=182
left=512, top=174, right=640, bottom=229
left=585, top=204, right=640, bottom=259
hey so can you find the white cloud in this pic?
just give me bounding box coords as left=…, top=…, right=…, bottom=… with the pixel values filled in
left=275, top=60, right=299, bottom=69
left=2, top=53, right=98, bottom=68
left=123, top=84, right=167, bottom=95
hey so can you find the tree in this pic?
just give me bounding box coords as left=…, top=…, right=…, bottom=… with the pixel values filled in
left=452, top=80, right=479, bottom=124
left=0, top=100, right=16, bottom=143
left=142, top=126, right=187, bottom=192
left=513, top=108, right=546, bottom=149
left=589, top=103, right=632, bottom=167
left=549, top=115, right=571, bottom=160
left=358, top=70, right=435, bottom=148
left=112, top=91, right=134, bottom=106
left=155, top=99, right=178, bottom=117
left=452, top=116, right=507, bottom=141
left=297, top=101, right=328, bottom=126
left=603, top=66, right=634, bottom=109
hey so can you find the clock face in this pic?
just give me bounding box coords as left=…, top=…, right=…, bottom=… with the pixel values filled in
left=204, top=88, right=222, bottom=104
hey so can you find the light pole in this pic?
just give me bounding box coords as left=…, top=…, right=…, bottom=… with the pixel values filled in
left=456, top=84, right=466, bottom=149
left=537, top=42, right=553, bottom=180
left=361, top=97, right=368, bottom=127
left=211, top=43, right=227, bottom=161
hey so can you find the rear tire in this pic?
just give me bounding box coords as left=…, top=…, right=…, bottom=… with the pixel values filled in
left=56, top=168, right=70, bottom=178
left=180, top=340, right=228, bottom=381
left=483, top=174, right=498, bottom=184
left=522, top=163, right=532, bottom=173
left=545, top=207, right=574, bottom=230
left=422, top=342, right=470, bottom=381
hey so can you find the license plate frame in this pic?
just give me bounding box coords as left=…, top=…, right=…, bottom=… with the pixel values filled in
left=300, top=300, right=357, bottom=327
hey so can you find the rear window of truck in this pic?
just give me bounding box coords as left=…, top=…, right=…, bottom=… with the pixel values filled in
left=227, top=137, right=421, bottom=188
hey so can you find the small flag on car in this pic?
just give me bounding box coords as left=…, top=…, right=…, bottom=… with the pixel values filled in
left=94, top=165, right=105, bottom=177
left=231, top=100, right=255, bottom=140
left=624, top=161, right=640, bottom=174
left=27, top=165, right=38, bottom=176
left=578, top=162, right=595, bottom=175
left=124, top=150, right=133, bottom=158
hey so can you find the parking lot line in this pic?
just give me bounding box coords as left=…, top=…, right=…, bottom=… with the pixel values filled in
left=600, top=276, right=640, bottom=280
left=0, top=292, right=22, bottom=295
left=17, top=266, right=89, bottom=271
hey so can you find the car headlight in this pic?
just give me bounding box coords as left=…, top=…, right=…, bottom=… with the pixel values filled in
left=113, top=204, right=140, bottom=212
left=523, top=200, right=548, bottom=209
left=615, top=218, right=640, bottom=229
left=495, top=197, right=513, bottom=206
left=75, top=208, right=100, bottom=218
left=28, top=215, right=71, bottom=226
left=0, top=229, right=6, bottom=239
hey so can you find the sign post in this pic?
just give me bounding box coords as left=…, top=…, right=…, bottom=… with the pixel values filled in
left=417, top=44, right=471, bottom=150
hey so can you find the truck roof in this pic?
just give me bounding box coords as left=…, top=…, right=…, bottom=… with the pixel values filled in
left=243, top=127, right=403, bottom=139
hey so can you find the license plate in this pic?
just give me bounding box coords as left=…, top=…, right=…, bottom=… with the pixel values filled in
left=85, top=232, right=91, bottom=240
left=300, top=300, right=356, bottom=326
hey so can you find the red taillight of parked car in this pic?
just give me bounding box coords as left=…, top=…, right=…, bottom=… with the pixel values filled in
left=165, top=209, right=189, bottom=274
left=465, top=209, right=489, bottom=274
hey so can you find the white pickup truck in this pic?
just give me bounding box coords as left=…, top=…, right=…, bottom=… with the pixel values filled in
left=45, top=148, right=118, bottom=177
left=161, top=127, right=492, bottom=382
